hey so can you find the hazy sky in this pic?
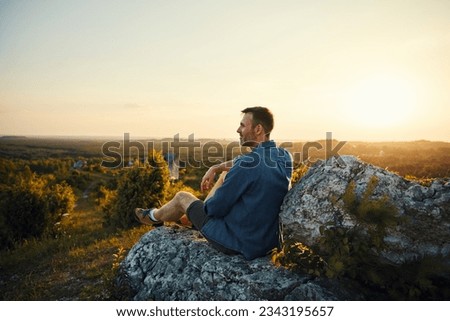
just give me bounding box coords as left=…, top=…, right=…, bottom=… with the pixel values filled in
left=1, top=0, right=449, bottom=141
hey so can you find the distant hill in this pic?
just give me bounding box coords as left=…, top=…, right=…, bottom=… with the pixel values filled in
left=1, top=136, right=27, bottom=139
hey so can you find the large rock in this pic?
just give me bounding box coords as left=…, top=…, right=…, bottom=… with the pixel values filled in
left=280, top=155, right=450, bottom=264
left=118, top=155, right=449, bottom=300
left=118, top=226, right=343, bottom=301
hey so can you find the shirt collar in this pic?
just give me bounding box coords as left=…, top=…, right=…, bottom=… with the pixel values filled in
left=256, top=140, right=276, bottom=149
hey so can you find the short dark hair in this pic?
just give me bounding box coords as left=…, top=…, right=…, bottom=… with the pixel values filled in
left=241, top=106, right=274, bottom=135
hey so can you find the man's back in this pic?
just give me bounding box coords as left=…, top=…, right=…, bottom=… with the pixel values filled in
left=202, top=141, right=292, bottom=259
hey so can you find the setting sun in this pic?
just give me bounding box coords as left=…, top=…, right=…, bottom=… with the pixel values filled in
left=343, top=74, right=418, bottom=128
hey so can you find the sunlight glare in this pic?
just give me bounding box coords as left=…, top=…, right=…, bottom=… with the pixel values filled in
left=343, top=74, right=417, bottom=128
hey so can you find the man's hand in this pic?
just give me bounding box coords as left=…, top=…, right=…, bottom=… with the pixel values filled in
left=201, top=165, right=218, bottom=192
left=201, top=160, right=233, bottom=192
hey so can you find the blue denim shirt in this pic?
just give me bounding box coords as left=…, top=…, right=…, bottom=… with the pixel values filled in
left=202, top=140, right=292, bottom=260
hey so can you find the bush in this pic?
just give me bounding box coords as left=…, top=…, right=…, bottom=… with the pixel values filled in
left=290, top=163, right=309, bottom=186
left=0, top=169, right=76, bottom=249
left=271, top=241, right=324, bottom=277
left=101, top=151, right=171, bottom=229
left=65, top=170, right=91, bottom=192
left=47, top=181, right=77, bottom=224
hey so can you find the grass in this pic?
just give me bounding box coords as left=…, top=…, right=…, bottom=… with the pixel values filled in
left=0, top=193, right=152, bottom=300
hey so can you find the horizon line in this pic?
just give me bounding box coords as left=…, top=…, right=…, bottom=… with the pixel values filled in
left=1, top=134, right=449, bottom=144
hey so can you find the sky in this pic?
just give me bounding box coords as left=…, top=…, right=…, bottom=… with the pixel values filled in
left=0, top=0, right=449, bottom=142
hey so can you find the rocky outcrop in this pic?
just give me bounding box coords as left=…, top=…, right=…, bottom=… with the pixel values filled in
left=118, top=226, right=344, bottom=301
left=280, top=155, right=450, bottom=264
left=118, top=155, right=449, bottom=300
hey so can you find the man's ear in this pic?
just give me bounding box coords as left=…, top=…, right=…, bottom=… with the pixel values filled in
left=255, top=123, right=264, bottom=135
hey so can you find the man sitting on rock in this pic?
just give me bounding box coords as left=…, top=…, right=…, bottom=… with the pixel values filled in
left=135, top=107, right=292, bottom=260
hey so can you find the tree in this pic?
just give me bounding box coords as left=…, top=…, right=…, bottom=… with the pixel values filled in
left=0, top=169, right=76, bottom=248
left=102, top=151, right=170, bottom=229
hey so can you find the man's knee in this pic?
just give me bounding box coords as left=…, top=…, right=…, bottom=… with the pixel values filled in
left=175, top=191, right=198, bottom=211
left=175, top=191, right=195, bottom=199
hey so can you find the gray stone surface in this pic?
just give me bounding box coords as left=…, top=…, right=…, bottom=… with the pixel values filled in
left=118, top=155, right=449, bottom=300
left=118, top=226, right=339, bottom=301
left=280, top=155, right=450, bottom=264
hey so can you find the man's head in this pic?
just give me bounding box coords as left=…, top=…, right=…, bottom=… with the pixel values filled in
left=237, top=106, right=274, bottom=147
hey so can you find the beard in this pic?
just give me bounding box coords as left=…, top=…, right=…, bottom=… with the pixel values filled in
left=239, top=134, right=258, bottom=147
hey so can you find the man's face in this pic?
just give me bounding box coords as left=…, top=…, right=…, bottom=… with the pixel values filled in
left=237, top=113, right=258, bottom=147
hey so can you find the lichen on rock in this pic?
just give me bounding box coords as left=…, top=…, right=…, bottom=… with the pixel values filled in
left=280, top=155, right=450, bottom=264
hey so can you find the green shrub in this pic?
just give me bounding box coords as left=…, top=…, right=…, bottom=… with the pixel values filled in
left=96, top=186, right=118, bottom=219
left=272, top=241, right=324, bottom=277
left=343, top=176, right=400, bottom=231
left=65, top=169, right=91, bottom=192
left=101, top=151, right=170, bottom=229
left=46, top=181, right=77, bottom=226
left=290, top=163, right=309, bottom=186
left=0, top=169, right=76, bottom=249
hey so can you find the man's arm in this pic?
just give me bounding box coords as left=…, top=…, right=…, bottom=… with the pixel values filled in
left=200, top=159, right=233, bottom=192
left=203, top=158, right=255, bottom=218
